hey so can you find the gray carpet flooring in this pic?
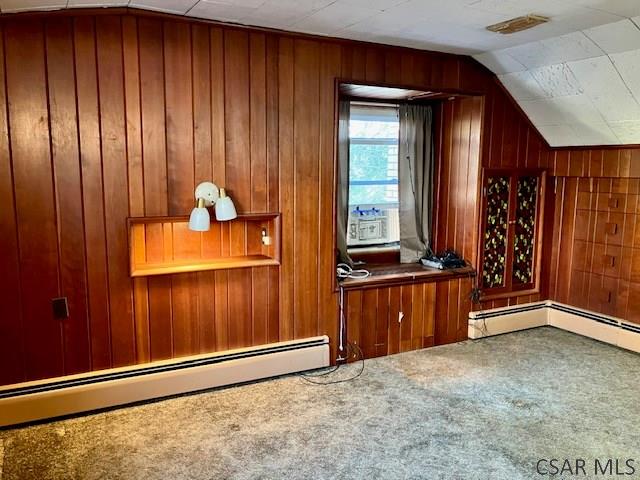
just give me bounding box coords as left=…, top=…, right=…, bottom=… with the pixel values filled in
left=1, top=327, right=640, bottom=480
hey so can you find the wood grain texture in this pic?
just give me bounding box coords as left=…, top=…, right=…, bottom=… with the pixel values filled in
left=45, top=18, right=91, bottom=376
left=549, top=175, right=640, bottom=325
left=5, top=9, right=628, bottom=386
left=432, top=96, right=482, bottom=343
left=0, top=11, right=493, bottom=384
left=345, top=282, right=438, bottom=359
left=5, top=19, right=63, bottom=381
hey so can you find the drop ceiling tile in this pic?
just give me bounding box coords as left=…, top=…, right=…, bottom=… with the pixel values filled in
left=187, top=0, right=258, bottom=21
left=68, top=0, right=128, bottom=5
left=498, top=71, right=549, bottom=101
left=291, top=1, right=375, bottom=34
left=568, top=55, right=640, bottom=122
left=570, top=122, right=620, bottom=145
left=502, top=41, right=553, bottom=69
left=611, top=49, right=640, bottom=101
left=130, top=0, right=198, bottom=14
left=539, top=32, right=603, bottom=64
left=534, top=0, right=592, bottom=16
left=529, top=63, right=583, bottom=97
left=537, top=8, right=626, bottom=41
left=578, top=0, right=640, bottom=18
left=536, top=124, right=579, bottom=147
left=500, top=30, right=604, bottom=69
left=609, top=121, right=640, bottom=143
left=258, top=0, right=334, bottom=11
left=547, top=93, right=605, bottom=125
left=468, top=0, right=582, bottom=17
left=465, top=0, right=521, bottom=16
left=518, top=99, right=566, bottom=126
left=583, top=19, right=640, bottom=54
left=473, top=50, right=527, bottom=74
left=241, top=2, right=312, bottom=28
left=340, top=0, right=406, bottom=12
left=0, top=0, right=64, bottom=11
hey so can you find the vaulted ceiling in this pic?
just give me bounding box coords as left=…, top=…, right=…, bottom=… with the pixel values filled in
left=2, top=0, right=640, bottom=146
left=474, top=18, right=640, bottom=146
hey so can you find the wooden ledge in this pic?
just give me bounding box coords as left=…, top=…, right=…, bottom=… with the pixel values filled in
left=338, top=263, right=475, bottom=290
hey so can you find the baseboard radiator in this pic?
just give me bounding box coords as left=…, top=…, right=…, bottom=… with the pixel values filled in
left=0, top=336, right=329, bottom=428
left=469, top=301, right=640, bottom=355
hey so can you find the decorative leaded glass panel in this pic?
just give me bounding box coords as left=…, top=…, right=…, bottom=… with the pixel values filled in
left=482, top=176, right=509, bottom=289
left=512, top=176, right=538, bottom=285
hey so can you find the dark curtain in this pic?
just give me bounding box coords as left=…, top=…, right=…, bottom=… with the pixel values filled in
left=336, top=99, right=352, bottom=265
left=398, top=104, right=434, bottom=263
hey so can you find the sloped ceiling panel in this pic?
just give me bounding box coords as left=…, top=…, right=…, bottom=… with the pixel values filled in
left=475, top=18, right=640, bottom=146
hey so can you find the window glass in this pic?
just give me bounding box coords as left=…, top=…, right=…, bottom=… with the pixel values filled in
left=347, top=103, right=400, bottom=249
left=348, top=105, right=399, bottom=207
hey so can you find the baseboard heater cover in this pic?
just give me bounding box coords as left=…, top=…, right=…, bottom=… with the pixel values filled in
left=469, top=301, right=640, bottom=355
left=0, top=336, right=329, bottom=428
left=468, top=302, right=548, bottom=338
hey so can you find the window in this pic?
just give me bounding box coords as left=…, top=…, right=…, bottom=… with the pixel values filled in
left=480, top=169, right=546, bottom=297
left=347, top=103, right=400, bottom=250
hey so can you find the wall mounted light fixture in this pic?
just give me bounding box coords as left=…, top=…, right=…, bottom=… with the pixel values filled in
left=188, top=182, right=237, bottom=231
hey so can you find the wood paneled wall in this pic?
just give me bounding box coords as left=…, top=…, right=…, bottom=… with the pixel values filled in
left=548, top=148, right=640, bottom=325
left=345, top=283, right=437, bottom=358
left=0, top=9, right=495, bottom=386
left=475, top=80, right=555, bottom=311
left=432, top=96, right=483, bottom=343
left=5, top=9, right=629, bottom=386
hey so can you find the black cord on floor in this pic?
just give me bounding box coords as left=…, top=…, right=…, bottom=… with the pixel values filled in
left=299, top=341, right=365, bottom=385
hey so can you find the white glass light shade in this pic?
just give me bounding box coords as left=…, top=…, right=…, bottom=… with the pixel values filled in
left=215, top=189, right=237, bottom=221
left=188, top=206, right=211, bottom=231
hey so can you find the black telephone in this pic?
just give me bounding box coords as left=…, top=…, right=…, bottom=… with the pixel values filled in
left=421, top=249, right=466, bottom=270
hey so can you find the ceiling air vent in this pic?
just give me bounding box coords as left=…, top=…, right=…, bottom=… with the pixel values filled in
left=486, top=14, right=549, bottom=34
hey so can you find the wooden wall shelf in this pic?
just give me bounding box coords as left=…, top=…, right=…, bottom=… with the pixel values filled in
left=128, top=213, right=281, bottom=277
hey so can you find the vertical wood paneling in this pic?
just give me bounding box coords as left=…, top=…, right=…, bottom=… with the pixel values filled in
left=164, top=21, right=194, bottom=215
left=45, top=18, right=91, bottom=375
left=122, top=16, right=150, bottom=364
left=341, top=280, right=453, bottom=359
left=74, top=17, right=112, bottom=370
left=224, top=29, right=251, bottom=211
left=192, top=24, right=212, bottom=183
left=293, top=39, right=320, bottom=339
left=5, top=19, right=63, bottom=381
left=434, top=96, right=482, bottom=340
left=249, top=33, right=269, bottom=346
left=96, top=16, right=136, bottom=367
left=278, top=36, right=294, bottom=342
left=360, top=289, right=377, bottom=358
left=163, top=21, right=199, bottom=359
left=0, top=29, right=24, bottom=385
left=139, top=17, right=167, bottom=217
left=2, top=10, right=594, bottom=386
left=318, top=42, right=341, bottom=361
left=138, top=18, right=172, bottom=363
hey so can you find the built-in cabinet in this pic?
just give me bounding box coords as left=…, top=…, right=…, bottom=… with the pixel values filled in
left=479, top=169, right=546, bottom=300
left=342, top=266, right=475, bottom=359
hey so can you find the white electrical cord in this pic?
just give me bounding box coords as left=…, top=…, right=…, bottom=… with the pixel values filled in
left=335, top=264, right=370, bottom=362
left=336, top=263, right=370, bottom=279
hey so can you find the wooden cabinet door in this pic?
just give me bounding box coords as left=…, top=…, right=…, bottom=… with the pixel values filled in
left=479, top=169, right=545, bottom=298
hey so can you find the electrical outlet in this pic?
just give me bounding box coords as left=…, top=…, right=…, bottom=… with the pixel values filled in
left=261, top=228, right=272, bottom=246
left=52, top=297, right=69, bottom=319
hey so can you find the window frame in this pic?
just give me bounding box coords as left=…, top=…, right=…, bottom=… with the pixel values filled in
left=478, top=167, right=547, bottom=301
